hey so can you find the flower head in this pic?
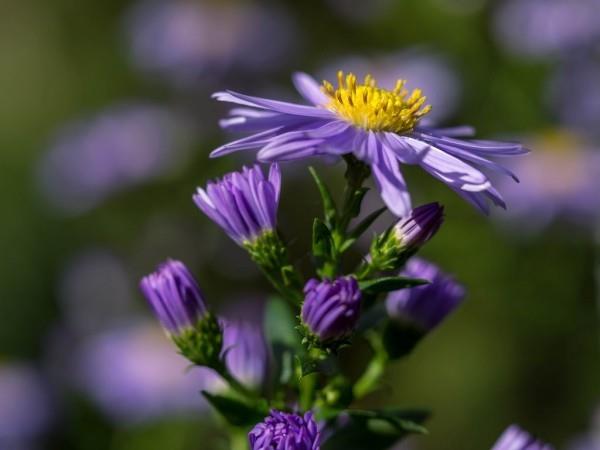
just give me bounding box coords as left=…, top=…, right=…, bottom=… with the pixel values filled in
left=211, top=71, right=525, bottom=217
left=386, top=258, right=465, bottom=331
left=194, top=164, right=281, bottom=244
left=140, top=260, right=222, bottom=366
left=249, top=410, right=320, bottom=450
left=393, top=202, right=444, bottom=254
left=301, top=277, right=361, bottom=346
left=491, top=425, right=554, bottom=450
left=140, top=259, right=207, bottom=336
left=222, top=320, right=269, bottom=391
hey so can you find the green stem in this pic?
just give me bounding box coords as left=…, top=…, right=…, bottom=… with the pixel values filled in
left=230, top=430, right=249, bottom=450
left=216, top=362, right=259, bottom=401
left=353, top=333, right=389, bottom=398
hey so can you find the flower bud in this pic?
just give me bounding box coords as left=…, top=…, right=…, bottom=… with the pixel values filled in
left=249, top=410, right=320, bottom=450
left=140, top=259, right=222, bottom=366
left=301, top=277, right=361, bottom=348
left=222, top=320, right=268, bottom=391
left=491, top=425, right=553, bottom=450
left=367, top=203, right=444, bottom=274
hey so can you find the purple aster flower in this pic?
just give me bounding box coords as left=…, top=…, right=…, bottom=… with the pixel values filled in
left=75, top=322, right=214, bottom=424
left=491, top=425, right=554, bottom=450
left=301, top=277, right=361, bottom=345
left=393, top=202, right=444, bottom=254
left=249, top=410, right=320, bottom=450
left=495, top=131, right=600, bottom=232
left=386, top=258, right=465, bottom=331
left=494, top=0, right=600, bottom=59
left=222, top=320, right=269, bottom=391
left=193, top=164, right=281, bottom=245
left=211, top=71, right=525, bottom=217
left=37, top=102, right=191, bottom=215
left=140, top=259, right=208, bottom=336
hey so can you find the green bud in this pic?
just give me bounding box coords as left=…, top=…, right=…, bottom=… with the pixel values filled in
left=172, top=313, right=223, bottom=367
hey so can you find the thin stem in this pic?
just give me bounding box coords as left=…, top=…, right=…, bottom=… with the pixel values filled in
left=353, top=332, right=389, bottom=399
left=215, top=362, right=259, bottom=401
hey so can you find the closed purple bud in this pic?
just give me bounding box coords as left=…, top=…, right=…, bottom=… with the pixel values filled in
left=301, top=277, right=361, bottom=345
left=393, top=202, right=444, bottom=253
left=491, top=425, right=554, bottom=450
left=386, top=258, right=465, bottom=331
left=222, top=320, right=268, bottom=391
left=194, top=164, right=281, bottom=244
left=140, top=259, right=207, bottom=336
left=249, top=410, right=320, bottom=450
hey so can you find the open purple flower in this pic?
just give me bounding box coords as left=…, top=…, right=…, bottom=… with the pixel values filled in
left=211, top=71, right=525, bottom=216
left=386, top=258, right=465, bottom=331
left=301, top=277, right=361, bottom=345
left=491, top=425, right=554, bottom=450
left=249, top=410, right=320, bottom=450
left=194, top=164, right=281, bottom=244
left=140, top=259, right=207, bottom=336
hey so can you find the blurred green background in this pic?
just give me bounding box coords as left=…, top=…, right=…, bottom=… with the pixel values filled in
left=1, top=0, right=599, bottom=449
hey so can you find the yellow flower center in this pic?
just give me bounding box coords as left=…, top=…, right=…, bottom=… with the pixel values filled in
left=322, top=71, right=432, bottom=134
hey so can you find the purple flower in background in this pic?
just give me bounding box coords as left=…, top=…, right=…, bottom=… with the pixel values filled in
left=249, top=410, right=320, bottom=450
left=212, top=71, right=524, bottom=217
left=393, top=202, right=444, bottom=254
left=222, top=320, right=269, bottom=391
left=302, top=277, right=361, bottom=344
left=124, top=0, right=297, bottom=87
left=140, top=259, right=207, bottom=336
left=567, top=405, right=600, bottom=450
left=491, top=425, right=554, bottom=450
left=0, top=363, right=51, bottom=446
left=386, top=258, right=465, bottom=331
left=75, top=322, right=214, bottom=424
left=493, top=0, right=600, bottom=59
left=37, top=103, right=191, bottom=215
left=194, top=164, right=281, bottom=244
left=495, top=131, right=600, bottom=232
left=548, top=57, right=600, bottom=135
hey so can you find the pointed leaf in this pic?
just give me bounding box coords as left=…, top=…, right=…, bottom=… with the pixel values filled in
left=309, top=166, right=337, bottom=226
left=349, top=207, right=387, bottom=240
left=359, top=277, right=428, bottom=295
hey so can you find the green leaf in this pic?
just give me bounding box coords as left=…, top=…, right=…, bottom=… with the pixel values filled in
left=322, top=408, right=429, bottom=450
left=349, top=207, right=387, bottom=240
left=312, top=218, right=337, bottom=277
left=359, top=276, right=428, bottom=295
left=309, top=166, right=337, bottom=226
left=201, top=391, right=267, bottom=427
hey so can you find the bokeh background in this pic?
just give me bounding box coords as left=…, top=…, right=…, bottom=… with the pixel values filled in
left=2, top=0, right=600, bottom=449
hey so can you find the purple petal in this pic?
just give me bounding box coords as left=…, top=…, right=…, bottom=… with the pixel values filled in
left=292, top=72, right=329, bottom=106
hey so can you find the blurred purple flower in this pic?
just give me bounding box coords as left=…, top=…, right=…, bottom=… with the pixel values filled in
left=491, top=425, right=553, bottom=450
left=222, top=320, right=269, bottom=391
left=319, top=50, right=462, bottom=123
left=495, top=132, right=600, bottom=232
left=194, top=164, right=281, bottom=245
left=38, top=103, right=191, bottom=215
left=124, top=0, right=297, bottom=87
left=76, top=321, right=214, bottom=423
left=494, top=0, right=600, bottom=59
left=212, top=71, right=524, bottom=217
left=567, top=406, right=600, bottom=450
left=249, top=410, right=320, bottom=450
left=386, top=258, right=465, bottom=331
left=548, top=57, right=600, bottom=135
left=140, top=259, right=208, bottom=337
left=0, top=363, right=51, bottom=446
left=302, top=277, right=361, bottom=344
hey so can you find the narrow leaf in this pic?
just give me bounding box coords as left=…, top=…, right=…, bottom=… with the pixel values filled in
left=201, top=391, right=267, bottom=427
left=359, top=277, right=428, bottom=295
left=309, top=166, right=337, bottom=226
left=349, top=207, right=387, bottom=240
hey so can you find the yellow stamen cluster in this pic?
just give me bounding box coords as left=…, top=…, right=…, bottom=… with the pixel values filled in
left=322, top=71, right=432, bottom=134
